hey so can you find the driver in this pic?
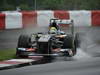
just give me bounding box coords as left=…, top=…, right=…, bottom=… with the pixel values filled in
left=49, top=20, right=65, bottom=35
left=49, top=21, right=59, bottom=30
left=49, top=27, right=57, bottom=34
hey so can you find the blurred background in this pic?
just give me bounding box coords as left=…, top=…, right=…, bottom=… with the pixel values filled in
left=0, top=0, right=100, bottom=11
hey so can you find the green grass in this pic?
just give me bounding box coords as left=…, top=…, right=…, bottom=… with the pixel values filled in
left=0, top=49, right=16, bottom=61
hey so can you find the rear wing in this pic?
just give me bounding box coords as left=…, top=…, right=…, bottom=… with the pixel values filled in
left=50, top=18, right=73, bottom=24
left=50, top=19, right=74, bottom=36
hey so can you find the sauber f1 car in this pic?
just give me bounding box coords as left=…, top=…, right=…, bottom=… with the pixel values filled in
left=16, top=19, right=79, bottom=58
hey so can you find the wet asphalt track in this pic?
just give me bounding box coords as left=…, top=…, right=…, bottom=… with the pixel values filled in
left=0, top=27, right=100, bottom=75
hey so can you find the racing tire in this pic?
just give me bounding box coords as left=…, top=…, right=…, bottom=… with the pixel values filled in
left=17, top=34, right=30, bottom=48
left=62, top=35, right=73, bottom=49
left=71, top=33, right=79, bottom=56
left=62, top=35, right=73, bottom=57
left=16, top=34, right=30, bottom=57
left=62, top=35, right=77, bottom=57
left=75, top=33, right=80, bottom=48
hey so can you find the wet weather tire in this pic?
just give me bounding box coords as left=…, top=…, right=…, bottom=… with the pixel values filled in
left=16, top=34, right=30, bottom=57
left=17, top=34, right=30, bottom=48
left=62, top=35, right=73, bottom=49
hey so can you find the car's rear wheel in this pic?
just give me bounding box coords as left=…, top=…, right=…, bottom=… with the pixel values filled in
left=73, top=33, right=79, bottom=55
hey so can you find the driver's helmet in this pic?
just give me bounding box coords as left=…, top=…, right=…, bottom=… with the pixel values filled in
left=49, top=27, right=57, bottom=34
left=50, top=21, right=59, bottom=30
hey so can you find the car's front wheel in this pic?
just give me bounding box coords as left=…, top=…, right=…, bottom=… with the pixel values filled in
left=16, top=34, right=30, bottom=57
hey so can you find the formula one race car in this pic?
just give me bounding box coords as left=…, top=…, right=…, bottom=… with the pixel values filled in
left=16, top=19, right=79, bottom=58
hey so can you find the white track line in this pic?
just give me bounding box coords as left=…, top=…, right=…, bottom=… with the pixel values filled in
left=0, top=64, right=12, bottom=68
left=7, top=59, right=35, bottom=63
left=87, top=44, right=97, bottom=49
